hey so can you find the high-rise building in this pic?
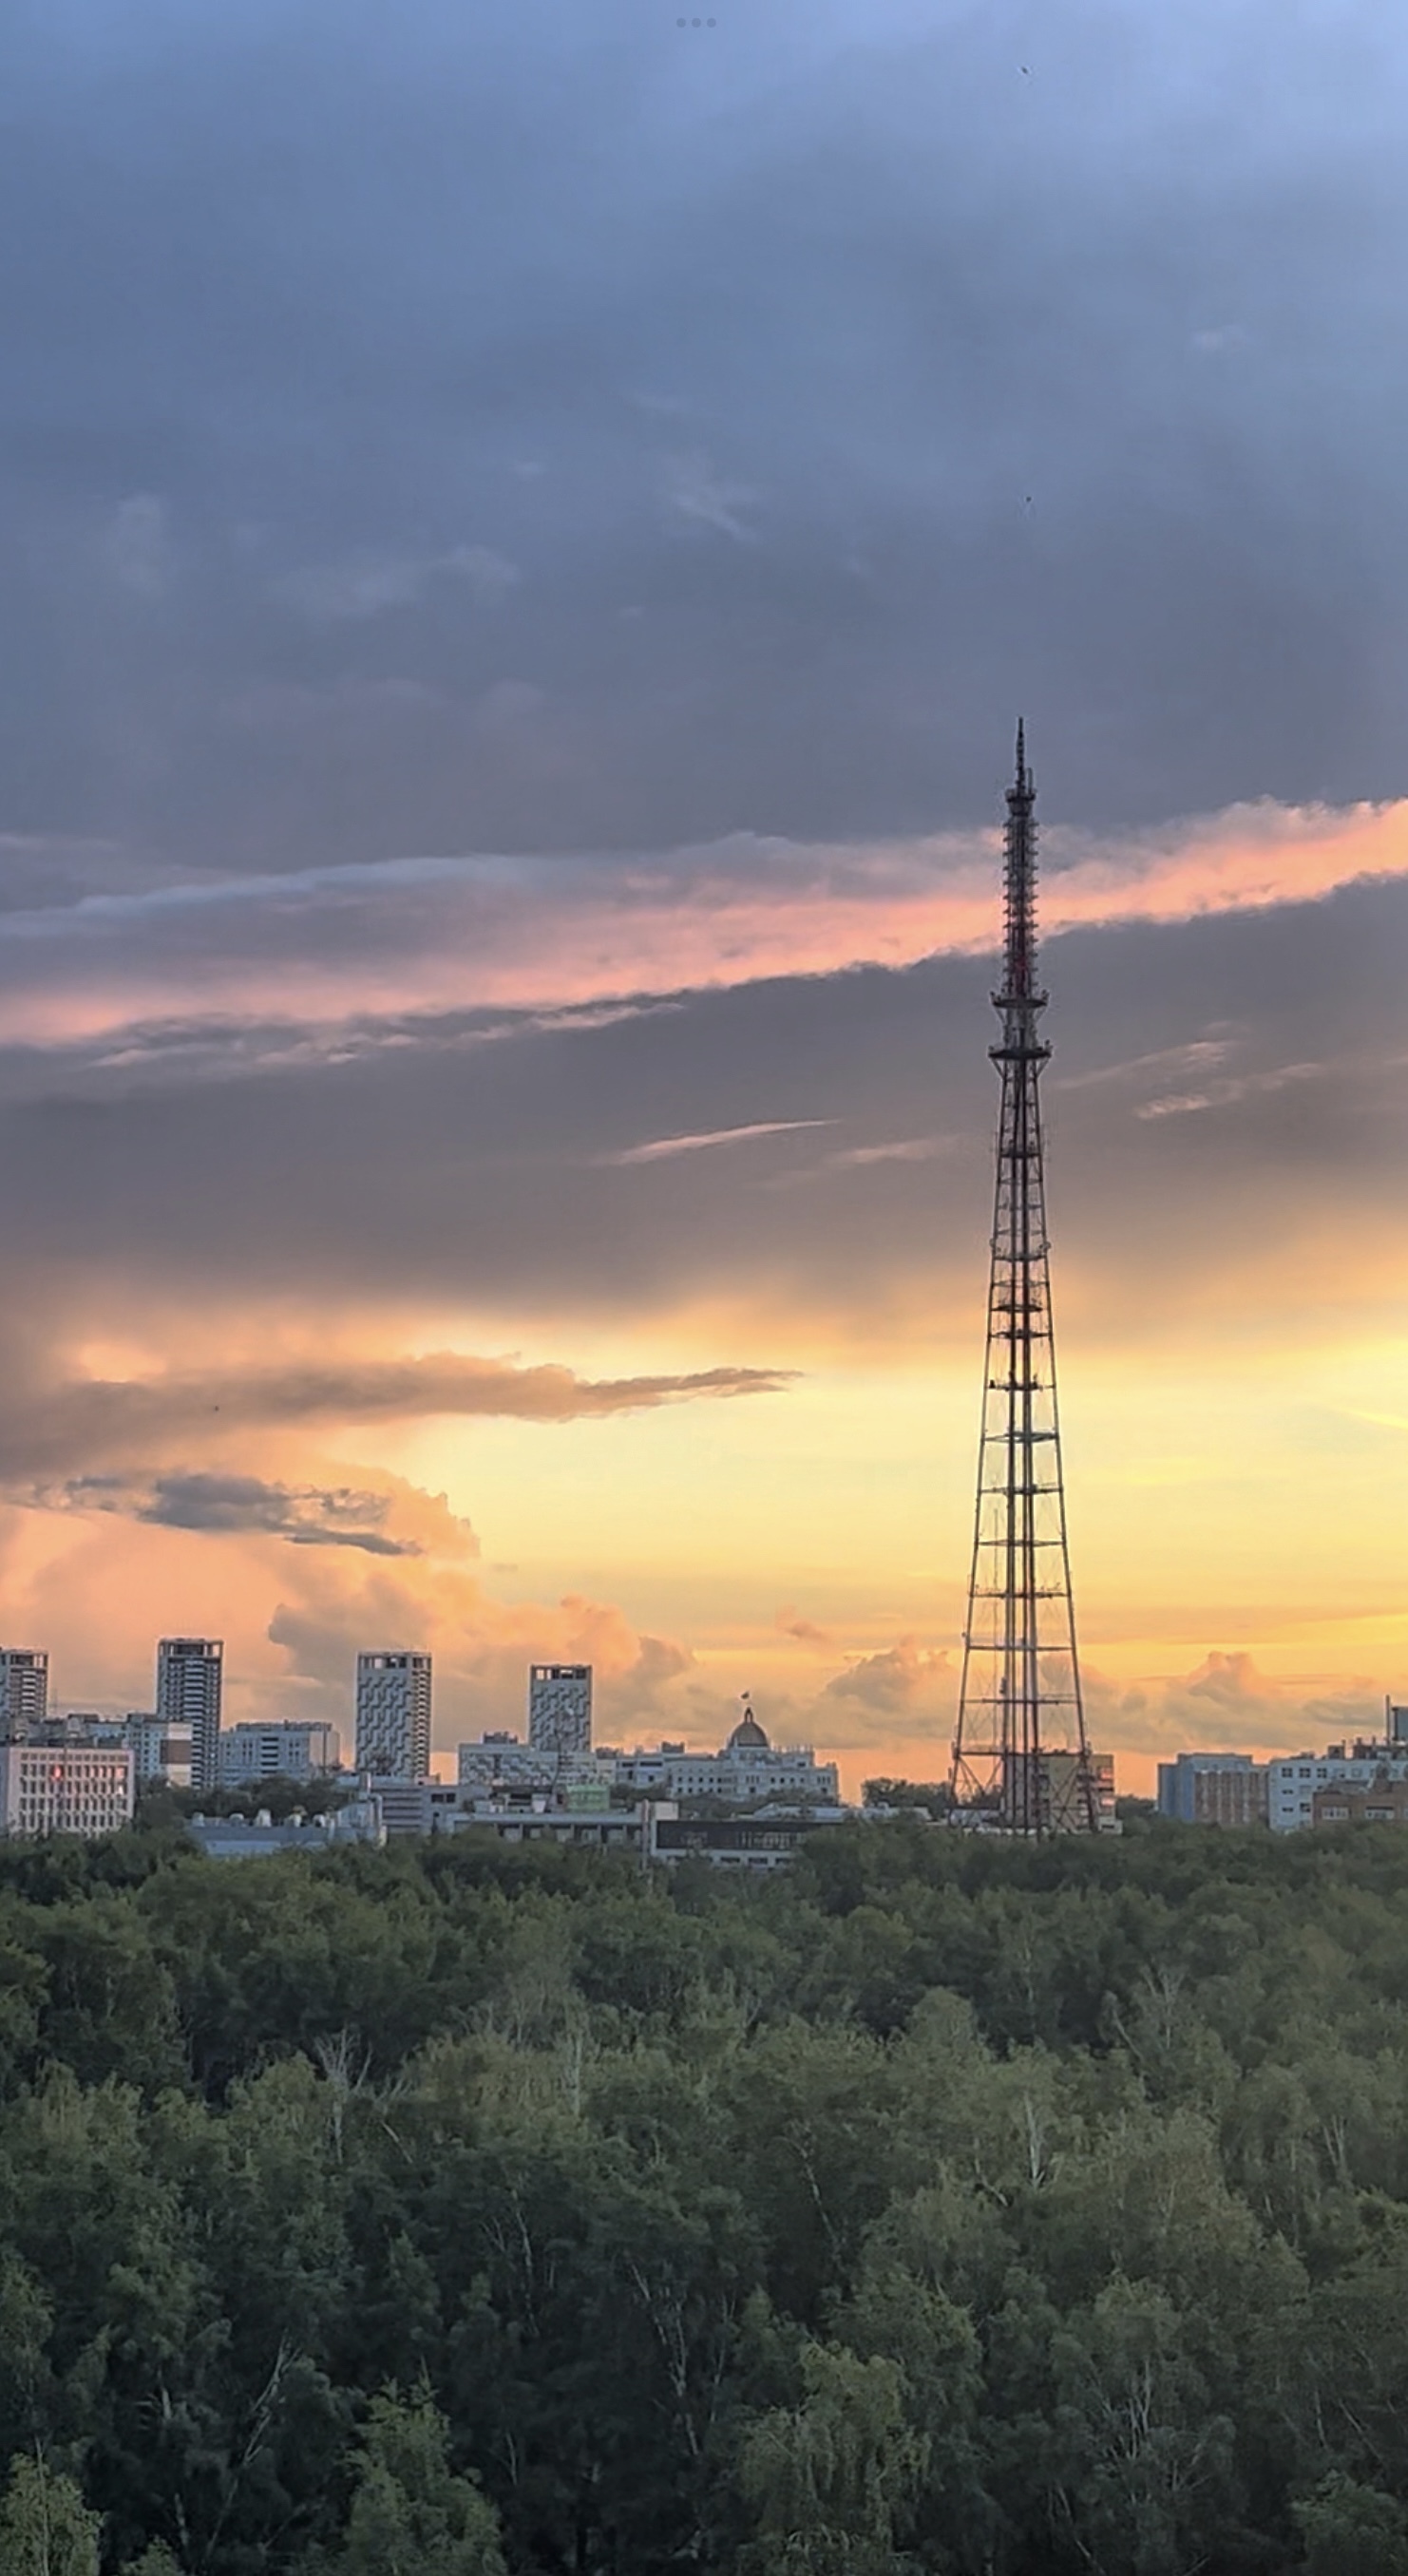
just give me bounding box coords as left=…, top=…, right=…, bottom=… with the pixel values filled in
left=157, top=1638, right=223, bottom=1793
left=355, top=1652, right=431, bottom=1779
left=528, top=1663, right=592, bottom=1758
left=949, top=729, right=1101, bottom=1835
left=0, top=1649, right=48, bottom=1741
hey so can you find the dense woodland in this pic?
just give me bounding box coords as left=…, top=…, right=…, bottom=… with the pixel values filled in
left=5, top=1821, right=1408, bottom=2573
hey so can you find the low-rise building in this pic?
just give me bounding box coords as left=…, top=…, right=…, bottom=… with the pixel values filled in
left=371, top=1777, right=464, bottom=1838
left=1268, top=1743, right=1408, bottom=1831
left=1312, top=1772, right=1408, bottom=1828
left=1157, top=1752, right=1269, bottom=1826
left=650, top=1808, right=850, bottom=1870
left=186, top=1795, right=386, bottom=1860
left=452, top=1790, right=665, bottom=1857
left=219, top=1720, right=341, bottom=1785
left=0, top=1739, right=135, bottom=1840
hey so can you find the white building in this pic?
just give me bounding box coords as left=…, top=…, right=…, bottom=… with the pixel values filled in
left=355, top=1651, right=431, bottom=1780
left=614, top=1703, right=840, bottom=1806
left=1268, top=1744, right=1408, bottom=1831
left=158, top=1639, right=223, bottom=1793
left=528, top=1664, right=593, bottom=1758
left=0, top=1740, right=134, bottom=1840
left=0, top=1649, right=49, bottom=1740
left=219, top=1720, right=341, bottom=1785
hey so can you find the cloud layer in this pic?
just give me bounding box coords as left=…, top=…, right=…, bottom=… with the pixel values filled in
left=0, top=796, right=1405, bottom=1050
left=0, top=0, right=1404, bottom=1771
left=0, top=1350, right=789, bottom=1493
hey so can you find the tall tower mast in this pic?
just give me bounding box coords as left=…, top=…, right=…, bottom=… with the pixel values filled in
left=949, top=727, right=1098, bottom=1834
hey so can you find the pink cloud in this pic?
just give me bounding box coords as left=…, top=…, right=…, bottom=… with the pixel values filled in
left=0, top=796, right=1404, bottom=1050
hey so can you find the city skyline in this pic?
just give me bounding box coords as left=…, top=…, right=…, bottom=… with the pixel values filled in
left=0, top=2, right=1406, bottom=1798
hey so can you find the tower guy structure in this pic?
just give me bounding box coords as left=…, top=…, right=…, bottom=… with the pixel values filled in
left=948, top=727, right=1101, bottom=1834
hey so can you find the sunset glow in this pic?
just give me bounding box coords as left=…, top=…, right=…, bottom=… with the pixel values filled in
left=1, top=0, right=1405, bottom=1808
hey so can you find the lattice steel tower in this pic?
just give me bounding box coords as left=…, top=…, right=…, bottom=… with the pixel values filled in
left=948, top=727, right=1099, bottom=1835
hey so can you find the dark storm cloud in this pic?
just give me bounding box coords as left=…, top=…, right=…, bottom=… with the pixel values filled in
left=1, top=0, right=1405, bottom=875
left=48, top=1470, right=420, bottom=1554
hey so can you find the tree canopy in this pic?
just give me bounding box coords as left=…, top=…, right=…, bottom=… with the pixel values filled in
left=2, top=1814, right=1408, bottom=2568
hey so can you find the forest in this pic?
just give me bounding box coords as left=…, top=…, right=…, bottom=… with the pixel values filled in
left=4, top=1816, right=1408, bottom=2574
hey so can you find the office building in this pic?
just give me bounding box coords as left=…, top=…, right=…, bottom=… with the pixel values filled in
left=355, top=1651, right=431, bottom=1779
left=157, top=1639, right=223, bottom=1792
left=1157, top=1752, right=1269, bottom=1827
left=528, top=1663, right=593, bottom=1758
left=219, top=1720, right=341, bottom=1785
left=0, top=1739, right=134, bottom=1840
left=0, top=1649, right=48, bottom=1740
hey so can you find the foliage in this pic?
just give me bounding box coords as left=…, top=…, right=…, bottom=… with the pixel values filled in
left=324, top=2387, right=504, bottom=2576
left=0, top=2453, right=102, bottom=2576
left=5, top=1821, right=1408, bottom=2566
left=861, top=1780, right=953, bottom=1819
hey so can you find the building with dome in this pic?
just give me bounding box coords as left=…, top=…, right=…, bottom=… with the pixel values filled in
left=613, top=1699, right=840, bottom=1806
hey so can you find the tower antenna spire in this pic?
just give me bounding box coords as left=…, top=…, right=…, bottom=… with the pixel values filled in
left=948, top=727, right=1102, bottom=1835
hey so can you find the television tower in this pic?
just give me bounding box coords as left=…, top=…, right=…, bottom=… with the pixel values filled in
left=948, top=726, right=1099, bottom=1834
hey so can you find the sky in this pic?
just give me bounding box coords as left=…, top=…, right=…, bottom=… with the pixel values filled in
left=1, top=0, right=1406, bottom=1795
